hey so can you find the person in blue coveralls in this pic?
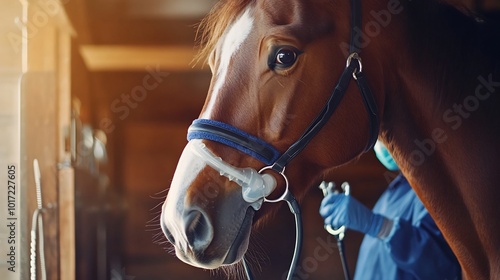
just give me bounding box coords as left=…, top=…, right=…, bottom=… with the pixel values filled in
left=319, top=141, right=461, bottom=280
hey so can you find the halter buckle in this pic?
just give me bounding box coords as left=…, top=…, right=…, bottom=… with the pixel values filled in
left=346, top=52, right=362, bottom=80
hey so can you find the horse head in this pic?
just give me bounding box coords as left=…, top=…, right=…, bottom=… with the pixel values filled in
left=161, top=0, right=383, bottom=270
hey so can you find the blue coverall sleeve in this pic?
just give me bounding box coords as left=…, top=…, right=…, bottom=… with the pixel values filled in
left=384, top=215, right=461, bottom=279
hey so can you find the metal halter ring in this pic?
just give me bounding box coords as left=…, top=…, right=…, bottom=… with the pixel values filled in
left=259, top=166, right=290, bottom=203
left=346, top=52, right=362, bottom=80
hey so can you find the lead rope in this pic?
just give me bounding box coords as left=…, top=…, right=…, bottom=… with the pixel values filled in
left=242, top=193, right=302, bottom=280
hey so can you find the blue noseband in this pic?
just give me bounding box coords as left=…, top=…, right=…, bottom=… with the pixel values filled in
left=187, top=119, right=281, bottom=166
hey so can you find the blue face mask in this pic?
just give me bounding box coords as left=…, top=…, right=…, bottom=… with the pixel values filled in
left=374, top=141, right=399, bottom=171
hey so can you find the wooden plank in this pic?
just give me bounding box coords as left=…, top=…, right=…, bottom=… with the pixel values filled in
left=21, top=2, right=76, bottom=279
left=57, top=12, right=75, bottom=280
left=79, top=45, right=207, bottom=72
left=58, top=167, right=75, bottom=280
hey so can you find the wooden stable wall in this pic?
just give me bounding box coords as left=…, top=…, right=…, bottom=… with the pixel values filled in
left=22, top=1, right=76, bottom=280
left=0, top=1, right=76, bottom=279
left=0, top=2, right=24, bottom=280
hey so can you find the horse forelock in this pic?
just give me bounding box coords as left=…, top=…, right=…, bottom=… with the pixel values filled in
left=195, top=0, right=337, bottom=66
left=195, top=0, right=255, bottom=65
left=201, top=6, right=255, bottom=118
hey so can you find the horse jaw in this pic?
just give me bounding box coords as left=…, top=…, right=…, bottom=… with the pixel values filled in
left=162, top=141, right=255, bottom=269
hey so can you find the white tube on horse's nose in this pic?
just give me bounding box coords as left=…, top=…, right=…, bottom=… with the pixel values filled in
left=240, top=168, right=276, bottom=204
left=189, top=140, right=276, bottom=210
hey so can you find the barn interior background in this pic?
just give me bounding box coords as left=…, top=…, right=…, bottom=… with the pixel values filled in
left=0, top=0, right=498, bottom=279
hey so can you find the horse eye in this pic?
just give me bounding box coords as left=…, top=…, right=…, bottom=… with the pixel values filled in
left=269, top=46, right=301, bottom=70
left=276, top=48, right=297, bottom=66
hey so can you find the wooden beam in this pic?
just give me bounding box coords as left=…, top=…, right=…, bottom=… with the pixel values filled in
left=79, top=45, right=208, bottom=72
left=126, top=0, right=217, bottom=19
left=63, top=0, right=92, bottom=44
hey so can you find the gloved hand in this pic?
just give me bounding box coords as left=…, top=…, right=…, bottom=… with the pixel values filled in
left=319, top=192, right=386, bottom=237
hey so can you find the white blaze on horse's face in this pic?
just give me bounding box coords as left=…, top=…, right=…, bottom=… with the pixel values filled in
left=201, top=7, right=254, bottom=118
left=162, top=7, right=274, bottom=268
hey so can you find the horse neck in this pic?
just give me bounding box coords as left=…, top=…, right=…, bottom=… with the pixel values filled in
left=378, top=0, right=500, bottom=181
left=373, top=1, right=500, bottom=277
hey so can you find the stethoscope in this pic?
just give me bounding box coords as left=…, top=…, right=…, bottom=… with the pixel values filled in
left=319, top=181, right=352, bottom=280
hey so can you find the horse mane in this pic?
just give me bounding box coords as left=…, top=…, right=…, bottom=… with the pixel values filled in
left=194, top=0, right=255, bottom=65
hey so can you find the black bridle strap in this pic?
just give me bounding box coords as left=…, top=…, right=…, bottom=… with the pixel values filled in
left=271, top=58, right=379, bottom=173
left=271, top=61, right=357, bottom=172
left=269, top=0, right=377, bottom=173
left=349, top=0, right=362, bottom=53
left=355, top=71, right=379, bottom=153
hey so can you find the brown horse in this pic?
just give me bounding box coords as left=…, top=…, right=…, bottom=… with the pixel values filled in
left=161, top=0, right=500, bottom=279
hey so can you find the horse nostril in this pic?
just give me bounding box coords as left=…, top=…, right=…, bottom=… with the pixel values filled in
left=184, top=210, right=213, bottom=252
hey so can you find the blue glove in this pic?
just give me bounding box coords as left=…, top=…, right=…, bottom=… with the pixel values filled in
left=319, top=192, right=386, bottom=237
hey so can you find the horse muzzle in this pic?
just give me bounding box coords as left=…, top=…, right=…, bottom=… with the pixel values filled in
left=161, top=140, right=266, bottom=269
left=161, top=196, right=254, bottom=269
